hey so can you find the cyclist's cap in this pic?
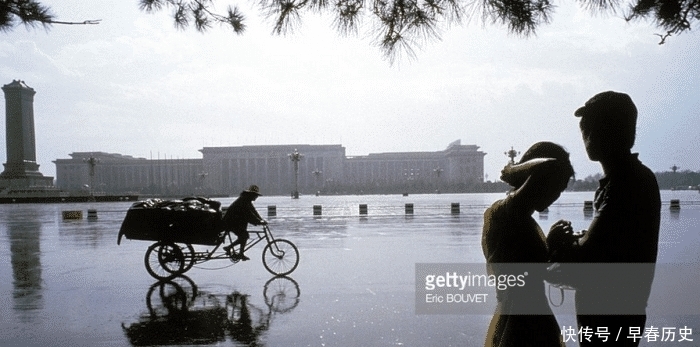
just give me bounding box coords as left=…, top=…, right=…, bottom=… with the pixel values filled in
left=245, top=185, right=262, bottom=196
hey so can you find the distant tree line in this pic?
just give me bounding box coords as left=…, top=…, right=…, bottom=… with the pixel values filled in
left=654, top=170, right=700, bottom=190
left=568, top=170, right=700, bottom=192
left=568, top=173, right=603, bottom=192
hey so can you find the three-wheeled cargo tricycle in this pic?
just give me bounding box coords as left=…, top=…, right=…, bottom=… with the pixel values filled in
left=118, top=197, right=299, bottom=280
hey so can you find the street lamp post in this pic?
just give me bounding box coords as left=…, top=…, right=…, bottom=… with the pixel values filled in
left=198, top=172, right=208, bottom=195
left=288, top=149, right=303, bottom=199
left=83, top=154, right=100, bottom=201
left=670, top=165, right=680, bottom=189
left=312, top=168, right=322, bottom=195
left=504, top=146, right=520, bottom=164
left=433, top=167, right=443, bottom=193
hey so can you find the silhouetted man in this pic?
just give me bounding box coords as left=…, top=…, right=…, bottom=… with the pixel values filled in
left=223, top=185, right=267, bottom=261
left=548, top=91, right=660, bottom=346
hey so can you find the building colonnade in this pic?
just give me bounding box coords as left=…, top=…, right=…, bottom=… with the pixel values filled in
left=54, top=140, right=486, bottom=196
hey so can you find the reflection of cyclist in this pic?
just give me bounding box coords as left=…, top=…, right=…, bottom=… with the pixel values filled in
left=227, top=293, right=257, bottom=344
left=223, top=185, right=267, bottom=261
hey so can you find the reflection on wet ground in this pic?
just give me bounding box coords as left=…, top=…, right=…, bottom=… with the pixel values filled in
left=0, top=192, right=698, bottom=346
left=8, top=209, right=43, bottom=323
left=123, top=275, right=299, bottom=346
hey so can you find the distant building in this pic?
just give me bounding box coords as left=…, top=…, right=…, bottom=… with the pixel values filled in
left=54, top=152, right=204, bottom=195
left=201, top=145, right=345, bottom=196
left=344, top=140, right=485, bottom=193
left=54, top=140, right=485, bottom=196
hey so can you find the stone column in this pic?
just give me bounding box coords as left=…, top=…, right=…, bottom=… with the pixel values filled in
left=1, top=80, right=53, bottom=187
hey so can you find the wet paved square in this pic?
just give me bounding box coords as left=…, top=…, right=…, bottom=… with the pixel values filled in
left=1, top=192, right=698, bottom=346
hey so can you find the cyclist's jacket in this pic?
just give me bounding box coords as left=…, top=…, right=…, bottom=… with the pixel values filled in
left=222, top=192, right=264, bottom=232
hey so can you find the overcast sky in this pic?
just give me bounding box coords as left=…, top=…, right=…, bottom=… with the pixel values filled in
left=1, top=0, right=698, bottom=181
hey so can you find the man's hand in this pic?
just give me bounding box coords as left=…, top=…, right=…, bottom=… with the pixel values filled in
left=547, top=219, right=575, bottom=251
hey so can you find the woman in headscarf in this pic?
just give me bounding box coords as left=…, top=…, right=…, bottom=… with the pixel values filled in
left=482, top=141, right=574, bottom=347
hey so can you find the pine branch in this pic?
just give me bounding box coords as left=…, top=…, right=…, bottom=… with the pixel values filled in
left=47, top=19, right=102, bottom=25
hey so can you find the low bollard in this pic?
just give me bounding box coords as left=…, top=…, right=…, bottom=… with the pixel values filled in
left=268, top=205, right=277, bottom=217
left=313, top=205, right=322, bottom=216
left=670, top=199, right=681, bottom=211
left=62, top=210, right=82, bottom=220
left=405, top=203, right=414, bottom=215
left=359, top=204, right=368, bottom=215
left=87, top=209, right=98, bottom=220
left=451, top=203, right=460, bottom=215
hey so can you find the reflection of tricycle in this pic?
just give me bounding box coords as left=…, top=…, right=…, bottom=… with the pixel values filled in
left=123, top=275, right=300, bottom=346
left=118, top=197, right=299, bottom=280
left=145, top=275, right=300, bottom=318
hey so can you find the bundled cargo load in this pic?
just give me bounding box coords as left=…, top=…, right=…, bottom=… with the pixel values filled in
left=118, top=197, right=223, bottom=245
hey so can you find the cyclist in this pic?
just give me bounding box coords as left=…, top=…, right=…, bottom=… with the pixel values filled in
left=223, top=185, right=267, bottom=261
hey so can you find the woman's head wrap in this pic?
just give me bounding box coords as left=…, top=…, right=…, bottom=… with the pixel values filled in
left=501, top=142, right=575, bottom=189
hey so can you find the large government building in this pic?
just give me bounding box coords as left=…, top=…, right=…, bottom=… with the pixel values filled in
left=53, top=140, right=486, bottom=196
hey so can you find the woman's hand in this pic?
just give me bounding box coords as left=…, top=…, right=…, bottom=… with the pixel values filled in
left=547, top=219, right=575, bottom=250
left=500, top=158, right=557, bottom=187
left=550, top=219, right=573, bottom=233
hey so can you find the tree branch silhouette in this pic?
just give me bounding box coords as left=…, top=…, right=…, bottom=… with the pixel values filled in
left=2, top=0, right=698, bottom=60
left=134, top=0, right=699, bottom=61
left=0, top=0, right=100, bottom=32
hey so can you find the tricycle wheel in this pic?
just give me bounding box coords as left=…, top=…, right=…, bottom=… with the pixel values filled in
left=175, top=243, right=195, bottom=272
left=145, top=241, right=185, bottom=280
left=262, top=239, right=299, bottom=276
